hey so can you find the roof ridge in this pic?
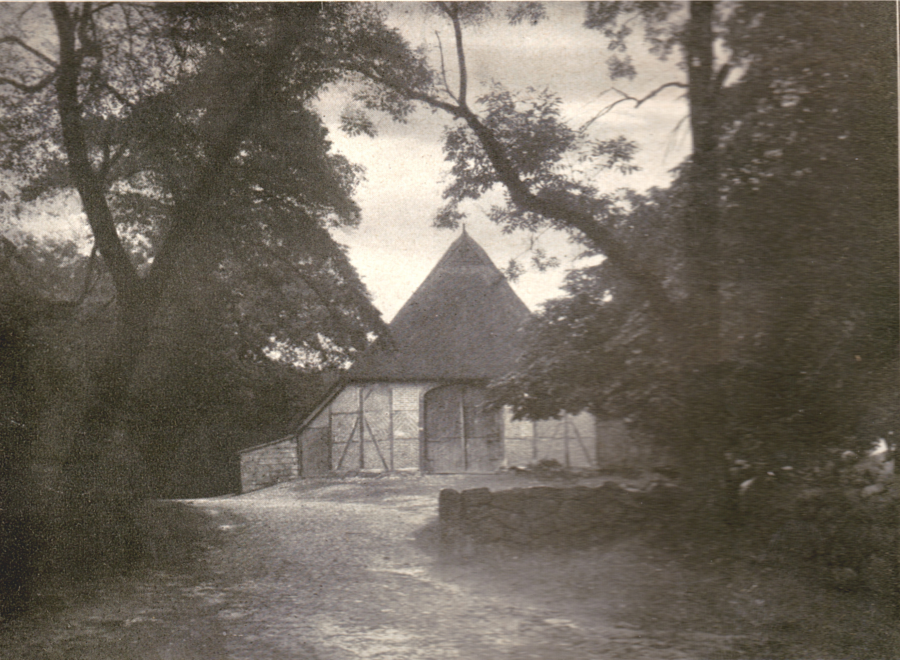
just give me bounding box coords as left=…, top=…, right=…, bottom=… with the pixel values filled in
left=387, top=231, right=503, bottom=329
left=348, top=230, right=531, bottom=381
left=429, top=230, right=497, bottom=272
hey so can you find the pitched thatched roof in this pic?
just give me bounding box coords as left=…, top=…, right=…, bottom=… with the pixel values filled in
left=350, top=231, right=532, bottom=382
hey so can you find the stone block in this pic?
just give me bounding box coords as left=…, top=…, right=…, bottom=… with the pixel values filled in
left=439, top=489, right=461, bottom=520
left=527, top=513, right=559, bottom=538
left=461, top=487, right=493, bottom=509
left=439, top=489, right=462, bottom=544
left=473, top=522, right=505, bottom=544
left=488, top=488, right=527, bottom=511
left=490, top=508, right=518, bottom=531
left=523, top=493, right=563, bottom=520
left=560, top=486, right=593, bottom=500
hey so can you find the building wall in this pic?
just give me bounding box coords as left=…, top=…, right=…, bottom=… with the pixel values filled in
left=239, top=436, right=299, bottom=493
left=306, top=382, right=437, bottom=475
left=240, top=385, right=605, bottom=492
left=504, top=409, right=597, bottom=468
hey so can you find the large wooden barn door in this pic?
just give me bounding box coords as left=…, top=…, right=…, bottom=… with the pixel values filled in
left=331, top=385, right=392, bottom=473
left=424, top=385, right=501, bottom=473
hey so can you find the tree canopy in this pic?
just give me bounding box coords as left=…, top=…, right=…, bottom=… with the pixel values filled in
left=0, top=2, right=393, bottom=399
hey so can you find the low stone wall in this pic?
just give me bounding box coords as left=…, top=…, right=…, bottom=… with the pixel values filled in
left=239, top=437, right=299, bottom=493
left=439, top=483, right=677, bottom=548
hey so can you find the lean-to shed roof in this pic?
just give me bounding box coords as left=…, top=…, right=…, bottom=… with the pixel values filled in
left=350, top=231, right=532, bottom=382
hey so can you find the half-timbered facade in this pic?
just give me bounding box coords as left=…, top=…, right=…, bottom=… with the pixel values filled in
left=239, top=232, right=597, bottom=492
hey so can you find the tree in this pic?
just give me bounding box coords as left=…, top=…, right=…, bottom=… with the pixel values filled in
left=0, top=2, right=395, bottom=581
left=494, top=2, right=897, bottom=482
left=336, top=1, right=727, bottom=490
left=490, top=185, right=686, bottom=437
left=342, top=2, right=681, bottom=328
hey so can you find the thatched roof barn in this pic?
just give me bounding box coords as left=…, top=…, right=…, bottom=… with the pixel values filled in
left=239, top=232, right=597, bottom=492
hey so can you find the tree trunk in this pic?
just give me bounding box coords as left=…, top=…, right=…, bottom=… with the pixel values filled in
left=42, top=1, right=324, bottom=568
left=678, top=1, right=731, bottom=517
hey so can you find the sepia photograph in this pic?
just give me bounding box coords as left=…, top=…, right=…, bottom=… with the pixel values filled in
left=0, top=2, right=897, bottom=658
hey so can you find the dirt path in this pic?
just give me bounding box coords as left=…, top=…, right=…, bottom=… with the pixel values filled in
left=1, top=475, right=896, bottom=659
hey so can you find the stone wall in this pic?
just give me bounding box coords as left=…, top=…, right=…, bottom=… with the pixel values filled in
left=439, top=483, right=677, bottom=549
left=239, top=436, right=299, bottom=493
left=439, top=481, right=896, bottom=601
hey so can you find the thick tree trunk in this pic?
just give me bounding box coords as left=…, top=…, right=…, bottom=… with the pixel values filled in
left=678, top=1, right=731, bottom=515
left=42, top=1, right=325, bottom=567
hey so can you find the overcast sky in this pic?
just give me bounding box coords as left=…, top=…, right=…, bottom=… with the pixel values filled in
left=321, top=2, right=691, bottom=320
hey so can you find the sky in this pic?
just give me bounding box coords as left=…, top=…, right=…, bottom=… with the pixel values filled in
left=318, top=2, right=691, bottom=321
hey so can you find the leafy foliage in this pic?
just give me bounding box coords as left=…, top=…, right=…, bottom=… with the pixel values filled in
left=1, top=2, right=392, bottom=369
left=493, top=2, right=898, bottom=476
left=584, top=1, right=683, bottom=63
left=438, top=84, right=639, bottom=234
left=491, top=185, right=686, bottom=434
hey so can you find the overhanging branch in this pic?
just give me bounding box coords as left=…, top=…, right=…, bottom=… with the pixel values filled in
left=352, top=14, right=686, bottom=331
left=582, top=82, right=688, bottom=130
left=0, top=70, right=57, bottom=92
left=0, top=35, right=58, bottom=67
left=433, top=31, right=458, bottom=103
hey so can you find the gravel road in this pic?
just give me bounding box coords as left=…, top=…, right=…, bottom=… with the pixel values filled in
left=166, top=476, right=750, bottom=660
left=3, top=474, right=895, bottom=659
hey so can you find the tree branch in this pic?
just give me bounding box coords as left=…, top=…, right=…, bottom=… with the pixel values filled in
left=355, top=63, right=681, bottom=328
left=50, top=2, right=142, bottom=302
left=0, top=70, right=57, bottom=92
left=0, top=34, right=59, bottom=92
left=433, top=31, right=458, bottom=103
left=71, top=243, right=99, bottom=306
left=454, top=105, right=680, bottom=324
left=99, top=142, right=128, bottom=182
left=0, top=35, right=58, bottom=67
left=714, top=62, right=731, bottom=92
left=582, top=82, right=688, bottom=130
left=101, top=80, right=133, bottom=108
left=441, top=2, right=469, bottom=107
left=362, top=67, right=464, bottom=117
left=84, top=2, right=115, bottom=18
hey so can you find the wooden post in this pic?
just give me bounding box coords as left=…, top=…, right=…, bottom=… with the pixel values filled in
left=460, top=390, right=468, bottom=472
left=327, top=404, right=333, bottom=472
left=296, top=434, right=303, bottom=478
left=499, top=405, right=507, bottom=469
left=388, top=386, right=394, bottom=471
left=419, top=385, right=427, bottom=473
left=358, top=386, right=365, bottom=469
